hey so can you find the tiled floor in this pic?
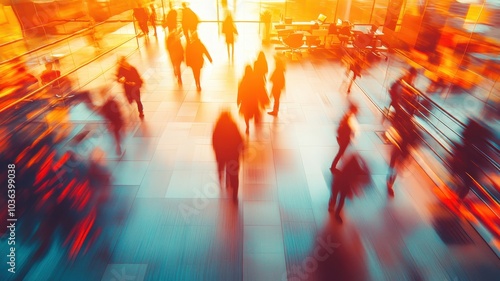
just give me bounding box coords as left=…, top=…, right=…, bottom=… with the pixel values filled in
left=2, top=23, right=500, bottom=281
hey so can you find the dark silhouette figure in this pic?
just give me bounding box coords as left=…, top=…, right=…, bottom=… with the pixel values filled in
left=181, top=2, right=199, bottom=42
left=330, top=103, right=359, bottom=171
left=101, top=97, right=124, bottom=155
left=388, top=67, right=417, bottom=114
left=386, top=110, right=420, bottom=196
left=346, top=55, right=362, bottom=94
left=166, top=30, right=184, bottom=85
left=253, top=51, right=270, bottom=120
left=449, top=118, right=493, bottom=200
left=15, top=65, right=38, bottom=93
left=268, top=56, right=285, bottom=116
left=253, top=51, right=268, bottom=82
left=237, top=65, right=259, bottom=134
left=222, top=13, right=238, bottom=61
left=116, top=56, right=144, bottom=118
left=165, top=4, right=178, bottom=32
left=40, top=62, right=60, bottom=85
left=149, top=4, right=157, bottom=36
left=133, top=6, right=149, bottom=35
left=212, top=111, right=244, bottom=201
left=328, top=153, right=370, bottom=223
left=185, top=32, right=212, bottom=91
left=86, top=16, right=101, bottom=49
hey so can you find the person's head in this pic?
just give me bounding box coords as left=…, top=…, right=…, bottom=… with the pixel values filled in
left=118, top=56, right=129, bottom=68
left=182, top=2, right=187, bottom=8
left=44, top=62, right=53, bottom=71
left=348, top=103, right=359, bottom=115
left=257, top=51, right=266, bottom=62
left=404, top=67, right=417, bottom=84
left=244, top=64, right=253, bottom=77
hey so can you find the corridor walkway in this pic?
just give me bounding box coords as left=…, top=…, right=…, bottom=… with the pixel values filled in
left=2, top=23, right=499, bottom=281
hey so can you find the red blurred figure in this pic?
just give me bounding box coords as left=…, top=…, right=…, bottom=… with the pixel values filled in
left=330, top=103, right=359, bottom=171
left=449, top=118, right=493, bottom=200
left=237, top=65, right=259, bottom=134
left=268, top=56, right=285, bottom=116
left=116, top=56, right=145, bottom=118
left=386, top=109, right=420, bottom=196
left=212, top=111, right=245, bottom=201
left=328, top=153, right=370, bottom=223
left=166, top=30, right=184, bottom=85
left=181, top=2, right=199, bottom=42
left=222, top=13, right=238, bottom=61
left=40, top=62, right=60, bottom=85
left=185, top=32, right=212, bottom=91
left=149, top=4, right=157, bottom=36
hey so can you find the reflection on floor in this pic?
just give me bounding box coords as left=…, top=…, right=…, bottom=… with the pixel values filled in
left=2, top=23, right=500, bottom=281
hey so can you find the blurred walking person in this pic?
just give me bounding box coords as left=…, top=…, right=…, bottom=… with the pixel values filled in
left=387, top=67, right=417, bottom=115
left=166, top=30, right=184, bottom=85
left=149, top=4, right=157, bottom=36
left=253, top=51, right=268, bottom=82
left=330, top=103, right=359, bottom=171
left=386, top=110, right=420, bottom=196
left=253, top=51, right=270, bottom=120
left=186, top=32, right=212, bottom=91
left=268, top=56, right=285, bottom=116
left=116, top=56, right=145, bottom=118
left=328, top=153, right=370, bottom=223
left=133, top=5, right=149, bottom=36
left=212, top=111, right=245, bottom=201
left=449, top=118, right=493, bottom=200
left=164, top=3, right=178, bottom=33
left=346, top=55, right=362, bottom=94
left=222, top=13, right=238, bottom=61
left=181, top=2, right=199, bottom=42
left=237, top=65, right=259, bottom=134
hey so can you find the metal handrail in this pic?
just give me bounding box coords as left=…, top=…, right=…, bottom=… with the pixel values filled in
left=0, top=34, right=138, bottom=117
left=0, top=19, right=135, bottom=66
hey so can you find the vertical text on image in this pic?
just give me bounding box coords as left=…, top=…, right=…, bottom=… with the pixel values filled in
left=7, top=163, right=17, bottom=274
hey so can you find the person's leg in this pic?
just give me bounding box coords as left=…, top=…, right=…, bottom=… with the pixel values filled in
left=386, top=148, right=400, bottom=196
left=135, top=91, right=144, bottom=117
left=193, top=67, right=201, bottom=90
left=231, top=43, right=234, bottom=62
left=328, top=185, right=339, bottom=212
left=151, top=20, right=157, bottom=36
left=183, top=27, right=190, bottom=42
left=112, top=125, right=122, bottom=154
left=174, top=63, right=182, bottom=84
left=330, top=140, right=349, bottom=170
left=274, top=93, right=280, bottom=113
left=227, top=159, right=240, bottom=200
left=334, top=193, right=346, bottom=223
left=217, top=159, right=225, bottom=188
left=226, top=43, right=230, bottom=60
left=244, top=116, right=250, bottom=134
left=141, top=21, right=149, bottom=35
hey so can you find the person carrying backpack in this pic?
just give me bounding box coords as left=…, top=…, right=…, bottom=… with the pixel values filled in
left=330, top=103, right=359, bottom=172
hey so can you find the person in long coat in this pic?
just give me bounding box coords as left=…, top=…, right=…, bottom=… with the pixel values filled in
left=212, top=111, right=244, bottom=201
left=166, top=31, right=184, bottom=85
left=237, top=65, right=259, bottom=134
left=185, top=32, right=212, bottom=91
left=222, top=13, right=238, bottom=61
left=268, top=56, right=285, bottom=116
